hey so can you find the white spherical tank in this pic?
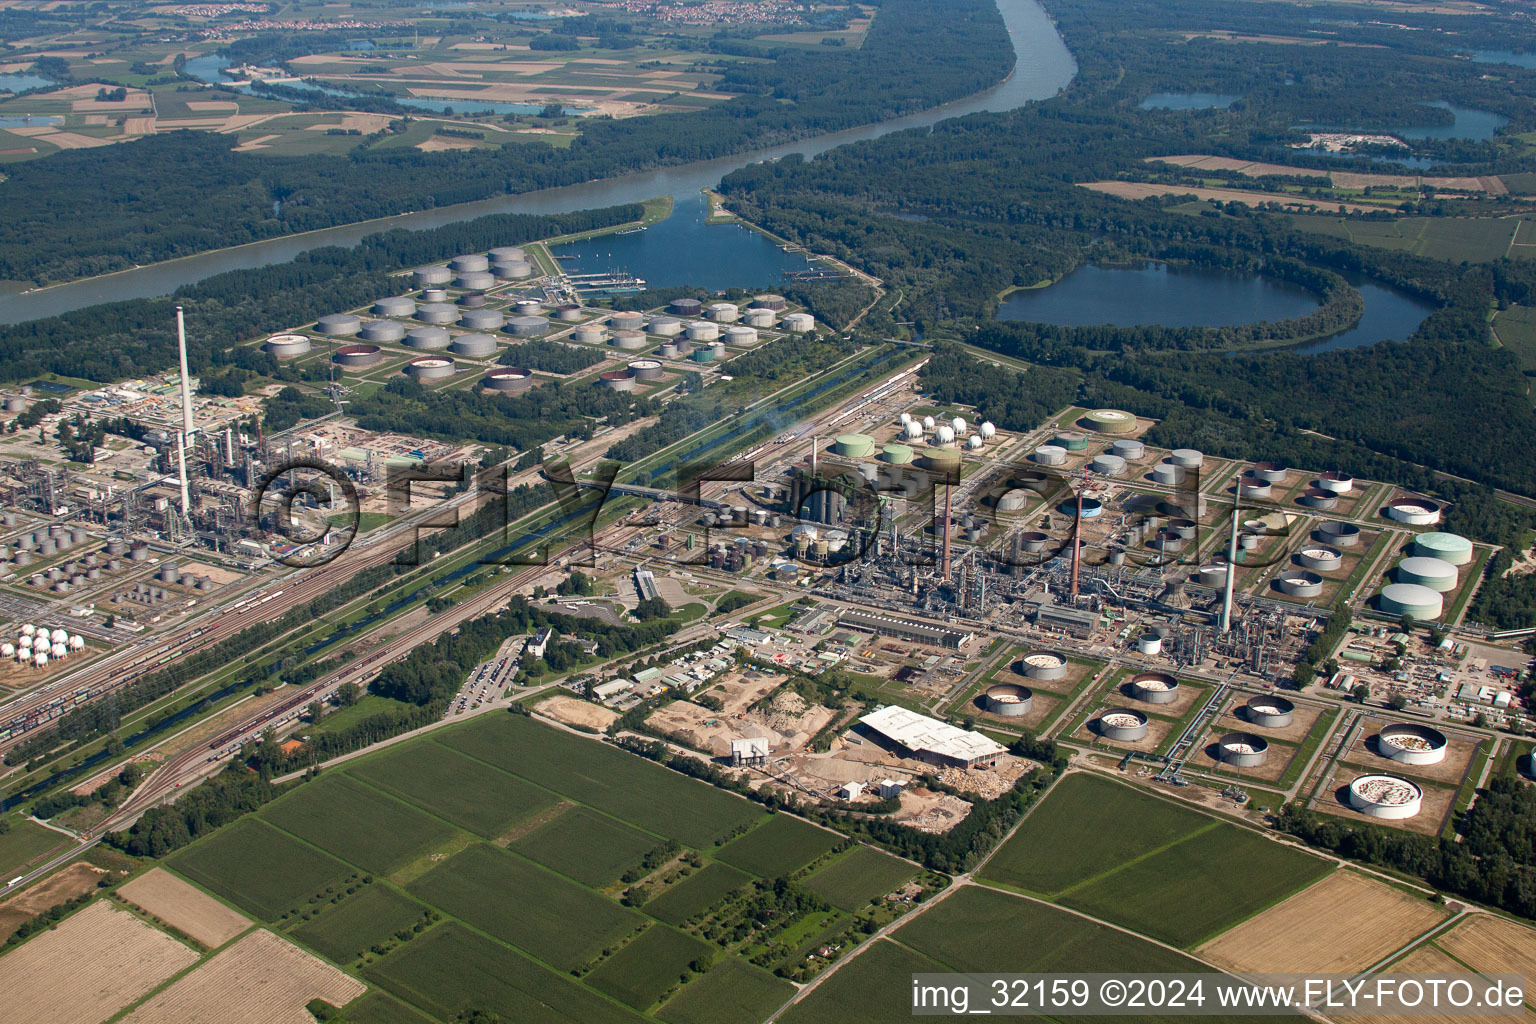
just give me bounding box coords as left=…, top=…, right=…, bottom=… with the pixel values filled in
left=50, top=628, right=66, bottom=643
left=900, top=412, right=912, bottom=424
left=69, top=634, right=84, bottom=650
left=20, top=624, right=34, bottom=637
left=951, top=416, right=967, bottom=435
left=50, top=642, right=65, bottom=658
left=922, top=416, right=936, bottom=430
left=18, top=635, right=31, bottom=650
left=0, top=643, right=12, bottom=658
left=979, top=421, right=996, bottom=439
left=902, top=421, right=924, bottom=440
left=967, top=435, right=983, bottom=450
left=33, top=652, right=47, bottom=667
left=934, top=425, right=957, bottom=445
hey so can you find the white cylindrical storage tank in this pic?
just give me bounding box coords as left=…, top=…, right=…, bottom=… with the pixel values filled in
left=1096, top=708, right=1149, bottom=742
left=449, top=333, right=499, bottom=358
left=1130, top=672, right=1179, bottom=704
left=611, top=330, right=647, bottom=351
left=508, top=316, right=549, bottom=337
left=449, top=254, right=489, bottom=273
left=416, top=302, right=459, bottom=324
left=1297, top=546, right=1343, bottom=572
left=1397, top=556, right=1458, bottom=593
left=1413, top=532, right=1473, bottom=566
left=413, top=266, right=452, bottom=287
left=1090, top=453, right=1126, bottom=477
left=459, top=308, right=505, bottom=332
left=1196, top=564, right=1229, bottom=588
left=1217, top=733, right=1270, bottom=767
left=1135, top=633, right=1162, bottom=656
left=599, top=370, right=637, bottom=392
left=374, top=296, right=417, bottom=318
left=333, top=344, right=383, bottom=368
left=404, top=357, right=456, bottom=380
left=263, top=333, right=311, bottom=359
left=627, top=359, right=664, bottom=381
left=1151, top=463, right=1186, bottom=486
left=1251, top=461, right=1289, bottom=484
left=1018, top=651, right=1068, bottom=681
left=493, top=260, right=533, bottom=280
left=1170, top=448, right=1203, bottom=469
left=1317, top=521, right=1361, bottom=548
left=1239, top=478, right=1272, bottom=499
left=1274, top=571, right=1324, bottom=598
left=554, top=304, right=581, bottom=321
left=1349, top=775, right=1422, bottom=819
left=1299, top=487, right=1339, bottom=510
left=573, top=326, right=607, bottom=345
left=648, top=316, right=683, bottom=336
left=1034, top=445, right=1067, bottom=467
left=1377, top=724, right=1448, bottom=766
left=405, top=326, right=452, bottom=350
left=744, top=308, right=776, bottom=328
left=782, top=313, right=814, bottom=333
left=1111, top=438, right=1145, bottom=459
left=686, top=321, right=719, bottom=342
left=1387, top=499, right=1442, bottom=526
left=316, top=313, right=361, bottom=337
left=609, top=311, right=645, bottom=332
left=455, top=271, right=495, bottom=291
left=706, top=302, right=739, bottom=322
left=359, top=320, right=405, bottom=343
left=1245, top=695, right=1294, bottom=728
left=984, top=683, right=1034, bottom=717
left=488, top=246, right=525, bottom=262
left=483, top=367, right=534, bottom=393
left=513, top=300, right=543, bottom=316
left=724, top=326, right=758, bottom=346
left=420, top=288, right=448, bottom=303
left=1317, top=471, right=1354, bottom=494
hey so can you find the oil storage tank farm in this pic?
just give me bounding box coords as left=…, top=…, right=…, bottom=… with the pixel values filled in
left=1413, top=532, right=1473, bottom=566
left=1396, top=556, right=1458, bottom=592
left=1081, top=408, right=1136, bottom=434
left=1349, top=775, right=1422, bottom=819
left=317, top=313, right=361, bottom=337
left=483, top=367, right=534, bottom=393
left=404, top=356, right=455, bottom=380
left=1095, top=708, right=1149, bottom=742
left=1017, top=650, right=1068, bottom=681
left=984, top=683, right=1034, bottom=716
left=1245, top=695, right=1294, bottom=728
left=263, top=334, right=310, bottom=359
left=1381, top=582, right=1445, bottom=619
left=1377, top=723, right=1448, bottom=765
left=449, top=333, right=498, bottom=358
left=1129, top=672, right=1179, bottom=704
left=1216, top=732, right=1269, bottom=767
left=1297, top=546, right=1343, bottom=572
left=405, top=326, right=451, bottom=350
left=1387, top=499, right=1442, bottom=526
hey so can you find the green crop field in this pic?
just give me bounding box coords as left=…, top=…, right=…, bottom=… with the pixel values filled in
left=344, top=990, right=439, bottom=1024
left=979, top=773, right=1211, bottom=895
left=800, top=846, right=917, bottom=911
left=777, top=938, right=948, bottom=1024
left=288, top=883, right=428, bottom=963
left=348, top=739, right=560, bottom=839
left=441, top=714, right=762, bottom=846
left=0, top=816, right=69, bottom=878
left=716, top=814, right=840, bottom=878
left=1288, top=214, right=1525, bottom=263
left=406, top=842, right=642, bottom=971
left=261, top=775, right=459, bottom=875
left=511, top=806, right=658, bottom=887
left=169, top=817, right=355, bottom=920
left=642, top=862, right=753, bottom=925
left=365, top=922, right=644, bottom=1024
left=1494, top=304, right=1536, bottom=378
left=658, top=959, right=796, bottom=1024
left=1061, top=823, right=1332, bottom=947
left=586, top=925, right=715, bottom=1010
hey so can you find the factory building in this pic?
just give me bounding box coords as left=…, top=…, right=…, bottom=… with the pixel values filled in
left=731, top=737, right=771, bottom=767
left=836, top=610, right=970, bottom=649
left=1035, top=603, right=1097, bottom=638
left=858, top=705, right=1007, bottom=769
left=635, top=567, right=659, bottom=602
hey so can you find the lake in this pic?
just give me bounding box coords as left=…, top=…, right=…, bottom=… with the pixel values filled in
left=1139, top=92, right=1238, bottom=110
left=0, top=0, right=1077, bottom=324
left=997, top=263, right=1432, bottom=355
left=0, top=74, right=56, bottom=93
left=1398, top=101, right=1507, bottom=142
left=0, top=115, right=61, bottom=129
left=552, top=194, right=814, bottom=290
left=1473, top=51, right=1536, bottom=70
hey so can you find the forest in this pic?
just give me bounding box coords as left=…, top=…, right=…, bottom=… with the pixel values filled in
left=0, top=0, right=1013, bottom=284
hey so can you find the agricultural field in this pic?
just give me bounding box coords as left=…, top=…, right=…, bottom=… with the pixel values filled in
left=0, top=900, right=200, bottom=1024
left=260, top=774, right=459, bottom=875
left=1059, top=822, right=1333, bottom=948
left=288, top=884, right=429, bottom=964
left=643, top=862, right=754, bottom=925
left=715, top=813, right=841, bottom=878
left=347, top=739, right=560, bottom=839
left=118, top=867, right=251, bottom=948
left=978, top=772, right=1212, bottom=895
left=405, top=842, right=642, bottom=971
left=510, top=806, right=658, bottom=887
left=1287, top=214, right=1530, bottom=262
left=0, top=815, right=69, bottom=878
left=169, top=817, right=356, bottom=921
left=1435, top=913, right=1536, bottom=982
left=777, top=938, right=948, bottom=1024
left=119, top=928, right=364, bottom=1024
left=1493, top=304, right=1536, bottom=382
left=585, top=924, right=715, bottom=1010
left=658, top=958, right=797, bottom=1024
left=800, top=846, right=918, bottom=911
left=440, top=712, right=763, bottom=846
left=346, top=990, right=440, bottom=1024
left=1198, top=870, right=1447, bottom=974
left=363, top=921, right=644, bottom=1024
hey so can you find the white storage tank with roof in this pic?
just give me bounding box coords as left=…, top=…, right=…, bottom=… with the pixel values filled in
left=707, top=302, right=739, bottom=322
left=455, top=271, right=495, bottom=291
left=413, top=266, right=452, bottom=287
left=573, top=326, right=607, bottom=345
left=317, top=313, right=361, bottom=337
left=508, top=316, right=549, bottom=338
left=724, top=326, right=758, bottom=346
left=686, top=321, right=719, bottom=342
left=359, top=320, right=405, bottom=344
left=609, top=311, right=645, bottom=332
left=449, top=254, right=489, bottom=273
left=493, top=260, right=533, bottom=280
left=374, top=296, right=417, bottom=318
left=1170, top=448, right=1203, bottom=469
left=1380, top=582, right=1444, bottom=619
left=744, top=308, right=776, bottom=328
left=1111, top=437, right=1145, bottom=459
left=1396, top=556, right=1458, bottom=592
left=648, top=316, right=683, bottom=336
left=449, top=333, right=498, bottom=358
left=405, top=326, right=451, bottom=350
left=612, top=330, right=648, bottom=351
left=459, top=308, right=505, bottom=332
left=781, top=313, right=815, bottom=333
left=263, top=333, right=311, bottom=359
left=1034, top=444, right=1067, bottom=466
left=1413, top=532, right=1473, bottom=566
left=416, top=302, right=458, bottom=324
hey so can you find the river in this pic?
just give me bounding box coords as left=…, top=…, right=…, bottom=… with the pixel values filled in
left=0, top=0, right=1076, bottom=325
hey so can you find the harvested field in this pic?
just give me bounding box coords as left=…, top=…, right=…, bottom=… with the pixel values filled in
left=0, top=862, right=107, bottom=941
left=416, top=135, right=478, bottom=152
left=537, top=694, right=618, bottom=730
left=1198, top=870, right=1446, bottom=973
left=0, top=900, right=199, bottom=1024
left=1437, top=913, right=1536, bottom=983
left=1335, top=944, right=1536, bottom=1024
left=119, top=867, right=251, bottom=948
left=1082, top=180, right=1382, bottom=214
left=120, top=928, right=364, bottom=1024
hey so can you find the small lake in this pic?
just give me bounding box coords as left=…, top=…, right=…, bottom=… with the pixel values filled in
left=1473, top=51, right=1536, bottom=70
left=997, top=263, right=1432, bottom=355
left=0, top=114, right=62, bottom=129
left=551, top=194, right=816, bottom=290
left=998, top=263, right=1319, bottom=329
left=1398, top=101, right=1507, bottom=142
left=1139, top=92, right=1238, bottom=110
left=0, top=73, right=56, bottom=93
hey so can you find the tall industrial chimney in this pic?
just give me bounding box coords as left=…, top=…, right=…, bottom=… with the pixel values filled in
left=941, top=480, right=952, bottom=581
left=175, top=306, right=195, bottom=440
left=1221, top=478, right=1240, bottom=633
left=176, top=432, right=190, bottom=519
